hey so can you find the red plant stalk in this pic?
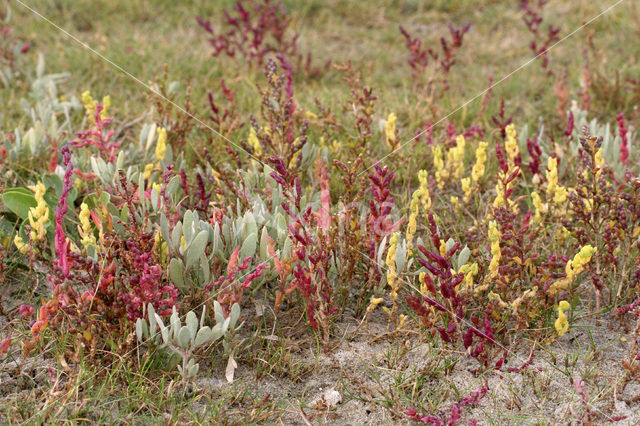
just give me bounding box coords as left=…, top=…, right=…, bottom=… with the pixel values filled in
left=54, top=145, right=73, bottom=278
left=617, top=112, right=629, bottom=165
left=70, top=103, right=120, bottom=163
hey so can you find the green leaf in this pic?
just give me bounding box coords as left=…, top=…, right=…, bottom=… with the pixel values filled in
left=200, top=255, right=210, bottom=284
left=160, top=214, right=170, bottom=248
left=243, top=211, right=258, bottom=239
left=188, top=362, right=199, bottom=378
left=178, top=326, right=191, bottom=348
left=171, top=222, right=183, bottom=252
left=214, top=301, right=224, bottom=325
left=185, top=311, right=198, bottom=341
left=259, top=227, right=269, bottom=260
left=240, top=232, right=257, bottom=260
left=395, top=239, right=407, bottom=273
left=169, top=258, right=185, bottom=289
left=2, top=188, right=36, bottom=219
left=445, top=238, right=455, bottom=252
left=186, top=230, right=209, bottom=270
left=457, top=246, right=471, bottom=269
left=183, top=210, right=195, bottom=242
left=148, top=303, right=157, bottom=338
left=165, top=176, right=180, bottom=198
left=135, top=319, right=144, bottom=342
left=43, top=174, right=62, bottom=196
left=194, top=326, right=213, bottom=347
left=211, top=323, right=224, bottom=342
left=170, top=308, right=181, bottom=340
left=229, top=303, right=241, bottom=330
left=154, top=313, right=168, bottom=344
left=150, top=187, right=159, bottom=211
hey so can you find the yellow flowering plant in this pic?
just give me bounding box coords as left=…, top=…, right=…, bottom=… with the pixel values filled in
left=554, top=300, right=571, bottom=336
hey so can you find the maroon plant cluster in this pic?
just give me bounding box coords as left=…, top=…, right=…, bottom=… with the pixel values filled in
left=71, top=104, right=120, bottom=164
left=491, top=99, right=513, bottom=140
left=0, top=25, right=30, bottom=68
left=270, top=157, right=336, bottom=342
left=527, top=136, right=542, bottom=177
left=196, top=0, right=328, bottom=75
left=399, top=23, right=471, bottom=80
left=562, top=128, right=640, bottom=318
left=406, top=384, right=488, bottom=425
left=196, top=0, right=293, bottom=67
left=490, top=199, right=568, bottom=327
left=519, top=0, right=560, bottom=75
left=367, top=163, right=397, bottom=245
left=207, top=80, right=245, bottom=135
left=246, top=57, right=308, bottom=170
left=397, top=22, right=470, bottom=101
left=406, top=214, right=500, bottom=369
left=27, top=170, right=179, bottom=353
left=334, top=61, right=378, bottom=148
left=204, top=247, right=267, bottom=318
left=617, top=112, right=629, bottom=165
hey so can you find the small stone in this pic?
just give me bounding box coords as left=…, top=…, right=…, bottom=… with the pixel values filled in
left=311, top=388, right=342, bottom=409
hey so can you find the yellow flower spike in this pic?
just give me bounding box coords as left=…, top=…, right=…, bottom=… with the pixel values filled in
left=153, top=230, right=161, bottom=252
left=567, top=245, right=597, bottom=276
left=433, top=145, right=447, bottom=189
left=488, top=221, right=501, bottom=279
left=13, top=235, right=29, bottom=254
left=101, top=95, right=111, bottom=119
left=493, top=180, right=505, bottom=208
left=81, top=90, right=96, bottom=119
left=594, top=148, right=604, bottom=169
left=555, top=300, right=571, bottom=336
left=450, top=196, right=460, bottom=210
left=546, top=157, right=558, bottom=196
left=143, top=163, right=154, bottom=180
left=458, top=262, right=478, bottom=290
left=548, top=245, right=597, bottom=295
left=417, top=170, right=431, bottom=211
left=69, top=240, right=80, bottom=254
left=155, top=127, right=167, bottom=161
left=504, top=124, right=520, bottom=167
left=545, top=157, right=567, bottom=208
left=27, top=182, right=49, bottom=241
left=398, top=315, right=407, bottom=328
left=247, top=126, right=262, bottom=155
left=553, top=186, right=568, bottom=204
left=488, top=291, right=508, bottom=308
left=531, top=191, right=544, bottom=222
left=452, top=135, right=466, bottom=179
left=406, top=190, right=420, bottom=250
left=510, top=289, right=536, bottom=315
left=367, top=297, right=384, bottom=313
left=288, top=149, right=300, bottom=169
left=385, top=113, right=397, bottom=149
left=439, top=239, right=447, bottom=256
left=461, top=177, right=472, bottom=202
left=78, top=203, right=96, bottom=249
left=386, top=233, right=399, bottom=302
left=471, top=142, right=488, bottom=183
left=419, top=272, right=428, bottom=295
